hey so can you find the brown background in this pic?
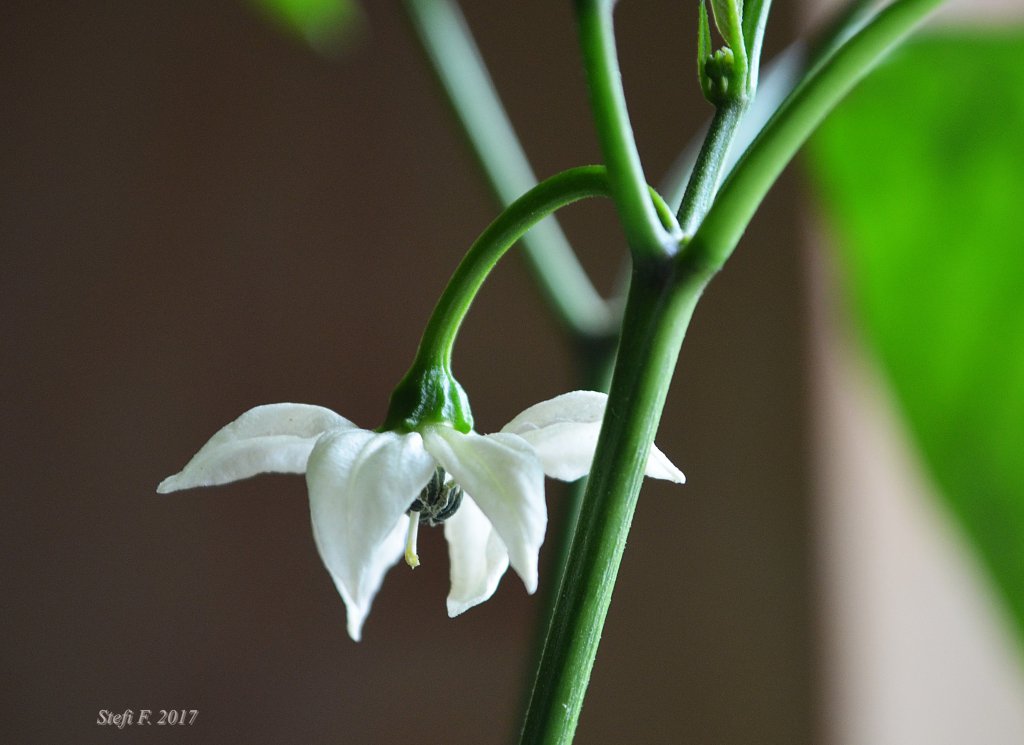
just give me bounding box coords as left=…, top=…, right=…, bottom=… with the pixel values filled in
left=1, top=1, right=814, bottom=743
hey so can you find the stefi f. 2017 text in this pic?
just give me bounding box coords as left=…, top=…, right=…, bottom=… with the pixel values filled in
left=96, top=709, right=198, bottom=728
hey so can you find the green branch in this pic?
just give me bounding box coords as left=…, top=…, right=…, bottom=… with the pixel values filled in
left=662, top=0, right=910, bottom=215
left=676, top=101, right=745, bottom=237
left=575, top=0, right=678, bottom=259
left=685, top=0, right=945, bottom=273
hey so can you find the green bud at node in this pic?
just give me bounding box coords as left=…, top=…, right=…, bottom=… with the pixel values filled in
left=697, top=0, right=750, bottom=106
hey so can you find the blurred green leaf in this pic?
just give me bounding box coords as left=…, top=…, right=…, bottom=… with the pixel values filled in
left=809, top=31, right=1024, bottom=640
left=250, top=0, right=362, bottom=53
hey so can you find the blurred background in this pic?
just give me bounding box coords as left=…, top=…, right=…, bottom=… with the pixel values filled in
left=2, top=1, right=1021, bottom=743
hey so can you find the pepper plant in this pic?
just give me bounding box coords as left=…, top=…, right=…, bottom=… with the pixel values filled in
left=164, top=0, right=1024, bottom=742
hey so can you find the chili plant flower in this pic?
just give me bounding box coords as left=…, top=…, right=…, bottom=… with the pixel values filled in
left=158, top=390, right=683, bottom=640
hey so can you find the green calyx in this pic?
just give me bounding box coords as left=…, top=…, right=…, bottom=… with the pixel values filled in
left=380, top=363, right=474, bottom=434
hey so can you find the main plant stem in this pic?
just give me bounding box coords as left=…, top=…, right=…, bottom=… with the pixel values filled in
left=520, top=1, right=945, bottom=741
left=519, top=257, right=711, bottom=744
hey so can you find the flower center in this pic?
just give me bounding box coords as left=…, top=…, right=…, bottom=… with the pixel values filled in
left=404, top=468, right=465, bottom=569
left=408, top=468, right=464, bottom=527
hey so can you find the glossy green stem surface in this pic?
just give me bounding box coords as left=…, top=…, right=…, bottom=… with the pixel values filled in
left=576, top=0, right=677, bottom=258
left=676, top=101, right=745, bottom=237
left=519, top=260, right=711, bottom=745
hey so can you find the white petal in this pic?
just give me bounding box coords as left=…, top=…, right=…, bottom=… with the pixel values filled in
left=157, top=403, right=356, bottom=492
left=306, top=428, right=436, bottom=641
left=335, top=517, right=407, bottom=642
left=444, top=495, right=510, bottom=617
left=501, top=390, right=685, bottom=484
left=422, top=426, right=545, bottom=594
left=642, top=446, right=686, bottom=483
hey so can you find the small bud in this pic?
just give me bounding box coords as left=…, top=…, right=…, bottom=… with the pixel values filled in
left=702, top=47, right=732, bottom=102
left=697, top=0, right=750, bottom=105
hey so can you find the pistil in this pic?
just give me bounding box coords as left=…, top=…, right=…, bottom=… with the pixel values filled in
left=404, top=511, right=421, bottom=568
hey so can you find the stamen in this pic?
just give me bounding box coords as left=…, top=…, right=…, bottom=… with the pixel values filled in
left=404, top=511, right=421, bottom=569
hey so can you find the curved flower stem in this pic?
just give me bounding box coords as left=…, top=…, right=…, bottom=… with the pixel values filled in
left=383, top=166, right=675, bottom=433
left=406, top=166, right=678, bottom=375
left=403, top=0, right=615, bottom=340
left=576, top=0, right=677, bottom=259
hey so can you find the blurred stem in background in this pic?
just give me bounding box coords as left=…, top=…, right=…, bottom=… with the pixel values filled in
left=402, top=0, right=616, bottom=351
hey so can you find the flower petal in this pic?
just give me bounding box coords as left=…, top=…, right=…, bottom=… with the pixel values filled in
left=444, top=495, right=510, bottom=617
left=157, top=403, right=356, bottom=492
left=641, top=445, right=686, bottom=483
left=501, top=390, right=685, bottom=483
left=306, top=428, right=436, bottom=641
left=422, top=426, right=545, bottom=594
left=334, top=516, right=407, bottom=642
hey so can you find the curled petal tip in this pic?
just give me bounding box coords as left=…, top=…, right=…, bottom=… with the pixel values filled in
left=647, top=446, right=686, bottom=484
left=156, top=475, right=181, bottom=493
left=346, top=620, right=364, bottom=643
left=519, top=566, right=539, bottom=595
left=446, top=600, right=470, bottom=618
left=666, top=466, right=686, bottom=484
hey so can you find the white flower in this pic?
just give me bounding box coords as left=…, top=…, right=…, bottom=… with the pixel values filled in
left=158, top=391, right=683, bottom=640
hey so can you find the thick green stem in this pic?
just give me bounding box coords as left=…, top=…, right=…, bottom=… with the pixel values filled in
left=519, top=258, right=712, bottom=745
left=576, top=0, right=677, bottom=258
left=403, top=0, right=614, bottom=339
left=521, top=328, right=617, bottom=720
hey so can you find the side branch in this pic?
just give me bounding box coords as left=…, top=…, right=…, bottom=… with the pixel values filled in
left=685, top=0, right=945, bottom=273
left=575, top=0, right=678, bottom=259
